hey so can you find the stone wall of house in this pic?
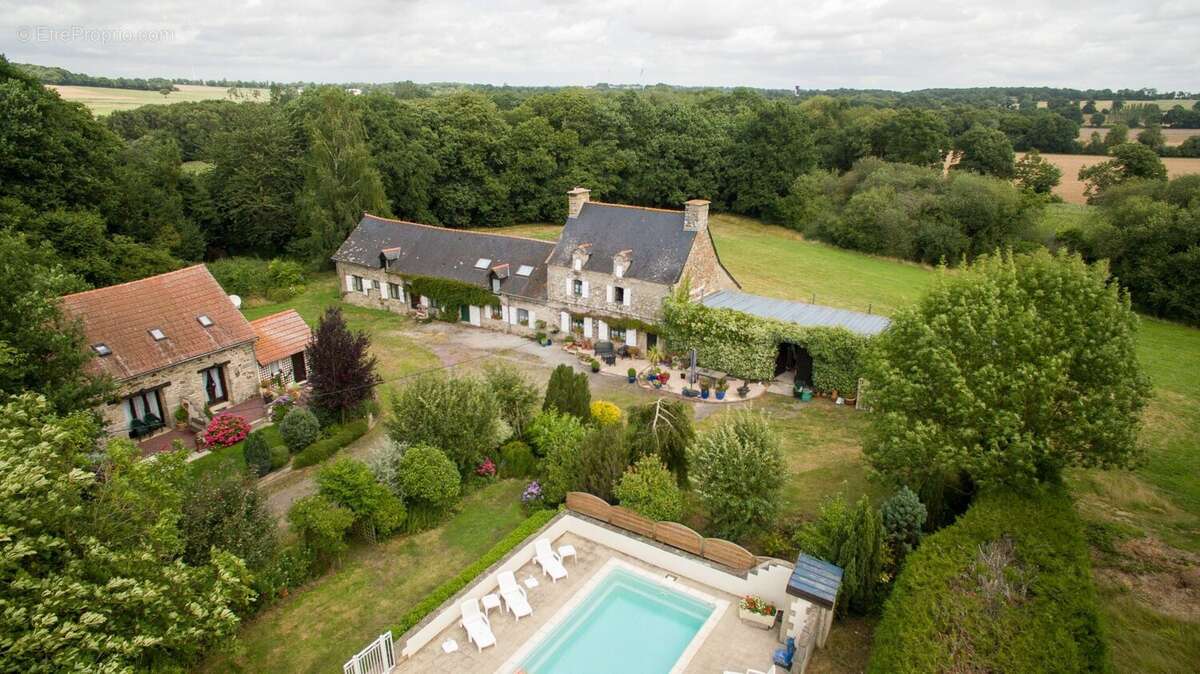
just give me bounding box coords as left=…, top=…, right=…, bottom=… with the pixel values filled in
left=545, top=265, right=670, bottom=323
left=99, top=342, right=259, bottom=439
left=680, top=230, right=740, bottom=300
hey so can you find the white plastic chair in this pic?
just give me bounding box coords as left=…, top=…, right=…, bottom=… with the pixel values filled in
left=534, top=538, right=567, bottom=582
left=498, top=570, right=533, bottom=620
left=459, top=599, right=496, bottom=652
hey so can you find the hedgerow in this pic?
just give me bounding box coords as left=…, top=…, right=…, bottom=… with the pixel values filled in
left=868, top=488, right=1110, bottom=674
left=391, top=508, right=557, bottom=638
left=663, top=296, right=870, bottom=393
left=292, top=420, right=370, bottom=468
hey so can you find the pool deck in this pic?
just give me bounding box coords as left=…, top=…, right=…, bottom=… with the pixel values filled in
left=396, top=531, right=782, bottom=673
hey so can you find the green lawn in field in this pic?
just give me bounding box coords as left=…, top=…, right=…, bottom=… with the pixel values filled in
left=190, top=424, right=283, bottom=477
left=199, top=480, right=526, bottom=673
left=49, top=83, right=267, bottom=115
left=1032, top=202, right=1096, bottom=243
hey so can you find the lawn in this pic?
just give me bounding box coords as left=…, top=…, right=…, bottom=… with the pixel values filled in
left=200, top=479, right=526, bottom=673
left=191, top=424, right=283, bottom=477
left=49, top=83, right=268, bottom=115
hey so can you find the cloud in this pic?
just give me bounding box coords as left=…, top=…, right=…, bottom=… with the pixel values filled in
left=0, top=0, right=1195, bottom=90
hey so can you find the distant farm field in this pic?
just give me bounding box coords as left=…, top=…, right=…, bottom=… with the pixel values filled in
left=1076, top=126, right=1198, bottom=147
left=48, top=84, right=268, bottom=115
left=1020, top=153, right=1200, bottom=204
left=1077, top=99, right=1197, bottom=111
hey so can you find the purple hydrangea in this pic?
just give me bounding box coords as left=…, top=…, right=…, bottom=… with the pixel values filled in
left=521, top=480, right=543, bottom=503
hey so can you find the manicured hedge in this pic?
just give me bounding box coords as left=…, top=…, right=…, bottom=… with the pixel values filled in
left=868, top=488, right=1111, bottom=674
left=292, top=420, right=370, bottom=469
left=391, top=508, right=557, bottom=638
left=663, top=297, right=869, bottom=393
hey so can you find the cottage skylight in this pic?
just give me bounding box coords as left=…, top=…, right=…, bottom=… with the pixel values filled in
left=93, top=343, right=111, bottom=356
left=516, top=265, right=534, bottom=277
left=474, top=258, right=492, bottom=269
left=197, top=314, right=214, bottom=327
left=149, top=328, right=166, bottom=341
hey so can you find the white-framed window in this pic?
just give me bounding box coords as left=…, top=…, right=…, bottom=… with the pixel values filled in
left=517, top=308, right=529, bottom=326
left=572, top=279, right=583, bottom=297
left=388, top=282, right=402, bottom=300
left=489, top=304, right=503, bottom=320
left=613, top=286, right=626, bottom=304
left=200, top=365, right=228, bottom=405
left=610, top=326, right=627, bottom=342
left=352, top=275, right=364, bottom=292
left=491, top=277, right=501, bottom=293
left=573, top=258, right=583, bottom=271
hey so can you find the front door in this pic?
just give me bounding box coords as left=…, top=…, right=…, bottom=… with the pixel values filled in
left=291, top=352, right=308, bottom=383
left=459, top=305, right=470, bottom=322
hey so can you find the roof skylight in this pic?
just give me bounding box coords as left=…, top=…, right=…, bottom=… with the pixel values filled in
left=197, top=314, right=214, bottom=327
left=474, top=258, right=492, bottom=269
left=149, top=328, right=166, bottom=341
left=93, top=343, right=111, bottom=356
left=516, top=265, right=534, bottom=277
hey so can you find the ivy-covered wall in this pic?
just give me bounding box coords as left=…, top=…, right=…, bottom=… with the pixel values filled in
left=404, top=274, right=500, bottom=317
left=663, top=298, right=872, bottom=394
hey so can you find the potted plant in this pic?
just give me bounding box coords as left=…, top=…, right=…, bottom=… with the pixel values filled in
left=738, top=595, right=777, bottom=629
left=173, top=404, right=188, bottom=430
left=657, top=371, right=670, bottom=388
left=627, top=367, right=637, bottom=384
left=590, top=358, right=601, bottom=373
left=737, top=380, right=752, bottom=398
left=700, top=380, right=711, bottom=400
left=715, top=377, right=728, bottom=400
left=651, top=368, right=663, bottom=389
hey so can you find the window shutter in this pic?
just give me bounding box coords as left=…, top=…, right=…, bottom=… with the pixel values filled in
left=606, top=285, right=614, bottom=303
left=598, top=320, right=609, bottom=340
left=560, top=311, right=570, bottom=333
left=626, top=328, right=637, bottom=346
left=565, top=277, right=573, bottom=296
left=345, top=275, right=355, bottom=291
left=582, top=280, right=590, bottom=298
left=624, top=288, right=632, bottom=307
left=501, top=306, right=509, bottom=323
left=582, top=317, right=593, bottom=338
left=528, top=310, right=536, bottom=327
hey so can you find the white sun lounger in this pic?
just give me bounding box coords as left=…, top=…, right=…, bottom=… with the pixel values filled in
left=534, top=538, right=567, bottom=582
left=459, top=599, right=496, bottom=652
left=498, top=570, right=533, bottom=620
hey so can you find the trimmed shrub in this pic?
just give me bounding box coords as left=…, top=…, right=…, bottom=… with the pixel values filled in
left=868, top=488, right=1110, bottom=674
left=498, top=440, right=536, bottom=478
left=614, top=456, right=684, bottom=521
left=391, top=509, right=556, bottom=638
left=287, top=494, right=355, bottom=568
left=279, top=407, right=320, bottom=454
left=268, top=444, right=290, bottom=471
left=398, top=445, right=460, bottom=530
left=243, top=430, right=272, bottom=477
left=881, top=486, right=927, bottom=559
left=589, top=400, right=621, bottom=426
left=292, top=420, right=369, bottom=468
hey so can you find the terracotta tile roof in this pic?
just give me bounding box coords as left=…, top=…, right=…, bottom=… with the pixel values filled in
left=60, top=265, right=257, bottom=381
left=249, top=309, right=312, bottom=366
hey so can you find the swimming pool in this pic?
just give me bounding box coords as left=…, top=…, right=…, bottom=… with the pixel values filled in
left=519, top=565, right=717, bottom=674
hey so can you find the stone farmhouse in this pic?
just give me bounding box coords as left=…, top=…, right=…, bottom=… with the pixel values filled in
left=332, top=188, right=740, bottom=352
left=61, top=265, right=310, bottom=448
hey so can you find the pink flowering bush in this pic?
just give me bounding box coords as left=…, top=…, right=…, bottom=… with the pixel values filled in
left=475, top=457, right=497, bottom=479
left=203, top=413, right=250, bottom=448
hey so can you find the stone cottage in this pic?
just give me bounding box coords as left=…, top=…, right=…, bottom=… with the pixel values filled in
left=332, top=188, right=740, bottom=351
left=60, top=265, right=262, bottom=442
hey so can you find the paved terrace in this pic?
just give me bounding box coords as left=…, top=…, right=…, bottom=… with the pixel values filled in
left=397, top=530, right=783, bottom=674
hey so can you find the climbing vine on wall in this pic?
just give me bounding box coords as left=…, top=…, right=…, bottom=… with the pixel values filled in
left=403, top=275, right=500, bottom=315
left=663, top=297, right=872, bottom=394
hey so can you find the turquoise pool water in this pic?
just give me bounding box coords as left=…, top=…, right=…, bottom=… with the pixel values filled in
left=521, top=567, right=715, bottom=674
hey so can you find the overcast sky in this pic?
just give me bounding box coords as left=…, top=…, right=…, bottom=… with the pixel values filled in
left=1, top=0, right=1197, bottom=91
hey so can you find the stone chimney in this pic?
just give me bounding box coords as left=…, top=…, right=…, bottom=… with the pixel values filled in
left=567, top=187, right=591, bottom=218
left=683, top=199, right=710, bottom=231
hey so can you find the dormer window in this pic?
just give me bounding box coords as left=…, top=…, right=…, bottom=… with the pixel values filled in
left=93, top=343, right=111, bottom=356
left=197, top=314, right=214, bottom=327
left=572, top=244, right=591, bottom=271
left=573, top=259, right=582, bottom=271
left=491, top=277, right=501, bottom=293
left=149, top=328, right=166, bottom=341
left=613, top=250, right=632, bottom=279
left=474, top=258, right=492, bottom=270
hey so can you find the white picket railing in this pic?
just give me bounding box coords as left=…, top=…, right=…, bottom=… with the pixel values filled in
left=343, top=631, right=395, bottom=674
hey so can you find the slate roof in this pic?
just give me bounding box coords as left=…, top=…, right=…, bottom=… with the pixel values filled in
left=548, top=202, right=699, bottom=284
left=249, top=309, right=312, bottom=366
left=60, top=265, right=257, bottom=381
left=787, top=553, right=844, bottom=610
left=332, top=215, right=554, bottom=300
left=699, top=289, right=892, bottom=336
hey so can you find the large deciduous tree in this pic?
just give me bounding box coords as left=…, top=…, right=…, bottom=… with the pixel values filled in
left=690, top=410, right=784, bottom=541
left=864, top=250, right=1150, bottom=493
left=0, top=395, right=254, bottom=671
left=625, top=398, right=695, bottom=486
left=296, top=87, right=390, bottom=262
left=387, top=373, right=500, bottom=476
left=953, top=125, right=1015, bottom=178
left=306, top=307, right=380, bottom=424
left=1079, top=142, right=1168, bottom=202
